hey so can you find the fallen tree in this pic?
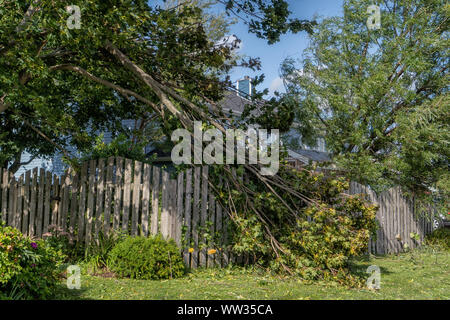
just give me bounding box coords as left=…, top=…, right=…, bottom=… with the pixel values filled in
left=0, top=0, right=376, bottom=282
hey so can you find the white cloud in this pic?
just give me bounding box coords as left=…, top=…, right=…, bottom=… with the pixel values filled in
left=269, top=77, right=284, bottom=94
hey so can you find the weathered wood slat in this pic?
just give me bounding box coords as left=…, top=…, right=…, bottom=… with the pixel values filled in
left=175, top=172, right=184, bottom=247
left=15, top=175, right=24, bottom=231
left=169, top=179, right=177, bottom=240
left=57, top=174, right=66, bottom=231
left=183, top=169, right=192, bottom=267
left=140, top=163, right=151, bottom=236
left=103, top=157, right=114, bottom=234
left=150, top=166, right=160, bottom=235
left=131, top=160, right=142, bottom=236
left=113, top=157, right=124, bottom=231
left=160, top=170, right=170, bottom=239
left=1, top=169, right=8, bottom=222
left=35, top=169, right=45, bottom=237
left=51, top=174, right=60, bottom=231
left=8, top=176, right=16, bottom=227
left=22, top=171, right=31, bottom=235
left=29, top=168, right=38, bottom=237
left=77, top=163, right=88, bottom=242
left=69, top=172, right=79, bottom=236
left=200, top=166, right=209, bottom=267
left=121, top=159, right=132, bottom=232
left=208, top=187, right=216, bottom=268
left=43, top=171, right=52, bottom=235
left=95, top=159, right=105, bottom=238
left=216, top=196, right=224, bottom=267
left=85, top=160, right=96, bottom=244
left=191, top=166, right=201, bottom=269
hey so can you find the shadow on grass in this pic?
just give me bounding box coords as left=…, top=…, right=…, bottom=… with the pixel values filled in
left=52, top=285, right=89, bottom=300
left=348, top=254, right=392, bottom=278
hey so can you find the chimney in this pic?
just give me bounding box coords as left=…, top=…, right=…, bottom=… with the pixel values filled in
left=236, top=76, right=252, bottom=99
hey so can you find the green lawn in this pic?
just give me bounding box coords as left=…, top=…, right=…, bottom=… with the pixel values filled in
left=55, top=248, right=450, bottom=300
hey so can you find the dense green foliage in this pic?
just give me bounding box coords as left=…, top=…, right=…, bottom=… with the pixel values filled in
left=214, top=165, right=377, bottom=284
left=425, top=228, right=450, bottom=250
left=0, top=223, right=66, bottom=299
left=43, top=224, right=85, bottom=263
left=0, top=0, right=312, bottom=173
left=79, top=133, right=152, bottom=164
left=107, top=235, right=186, bottom=280
left=281, top=0, right=449, bottom=209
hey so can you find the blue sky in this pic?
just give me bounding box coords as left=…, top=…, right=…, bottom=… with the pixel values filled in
left=154, top=0, right=344, bottom=96
left=227, top=0, right=344, bottom=96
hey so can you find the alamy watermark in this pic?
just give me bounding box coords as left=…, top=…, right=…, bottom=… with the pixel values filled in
left=66, top=5, right=81, bottom=30
left=366, top=265, right=381, bottom=290
left=67, top=265, right=81, bottom=290
left=171, top=122, right=280, bottom=176
left=367, top=5, right=381, bottom=30
left=64, top=4, right=381, bottom=32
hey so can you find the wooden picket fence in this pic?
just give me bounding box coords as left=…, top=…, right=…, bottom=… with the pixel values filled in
left=0, top=158, right=436, bottom=268
left=0, top=158, right=234, bottom=268
left=348, top=182, right=434, bottom=255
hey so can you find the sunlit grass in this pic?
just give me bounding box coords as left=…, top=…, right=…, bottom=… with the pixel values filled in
left=55, top=247, right=450, bottom=300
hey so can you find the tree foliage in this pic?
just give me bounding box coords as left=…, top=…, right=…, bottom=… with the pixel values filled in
left=281, top=0, right=449, bottom=209
left=0, top=0, right=376, bottom=278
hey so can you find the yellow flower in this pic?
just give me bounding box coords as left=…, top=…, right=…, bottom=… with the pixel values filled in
left=207, top=249, right=217, bottom=255
left=188, top=248, right=194, bottom=253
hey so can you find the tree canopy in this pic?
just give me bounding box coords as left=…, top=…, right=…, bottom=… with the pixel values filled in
left=0, top=0, right=325, bottom=274
left=281, top=0, right=449, bottom=207
left=0, top=0, right=313, bottom=169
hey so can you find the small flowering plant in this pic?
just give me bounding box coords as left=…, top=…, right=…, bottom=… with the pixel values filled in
left=0, top=222, right=66, bottom=299
left=43, top=224, right=83, bottom=263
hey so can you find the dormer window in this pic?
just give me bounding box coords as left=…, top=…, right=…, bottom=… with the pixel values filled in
left=236, top=76, right=252, bottom=99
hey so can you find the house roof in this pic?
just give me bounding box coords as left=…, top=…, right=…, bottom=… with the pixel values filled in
left=220, top=90, right=253, bottom=116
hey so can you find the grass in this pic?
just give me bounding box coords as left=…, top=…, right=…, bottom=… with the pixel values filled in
left=55, top=247, right=450, bottom=300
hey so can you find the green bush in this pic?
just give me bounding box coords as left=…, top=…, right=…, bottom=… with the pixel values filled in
left=43, top=225, right=84, bottom=263
left=107, top=235, right=186, bottom=280
left=222, top=166, right=378, bottom=285
left=0, top=223, right=66, bottom=299
left=425, top=228, right=450, bottom=250
left=83, top=230, right=127, bottom=274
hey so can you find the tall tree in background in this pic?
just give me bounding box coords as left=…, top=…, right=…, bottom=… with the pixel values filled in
left=281, top=0, right=449, bottom=208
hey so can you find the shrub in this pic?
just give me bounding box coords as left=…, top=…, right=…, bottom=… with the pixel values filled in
left=221, top=166, right=378, bottom=285
left=43, top=225, right=84, bottom=263
left=0, top=223, right=66, bottom=299
left=107, top=235, right=186, bottom=280
left=84, top=230, right=127, bottom=274
left=425, top=228, right=450, bottom=250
